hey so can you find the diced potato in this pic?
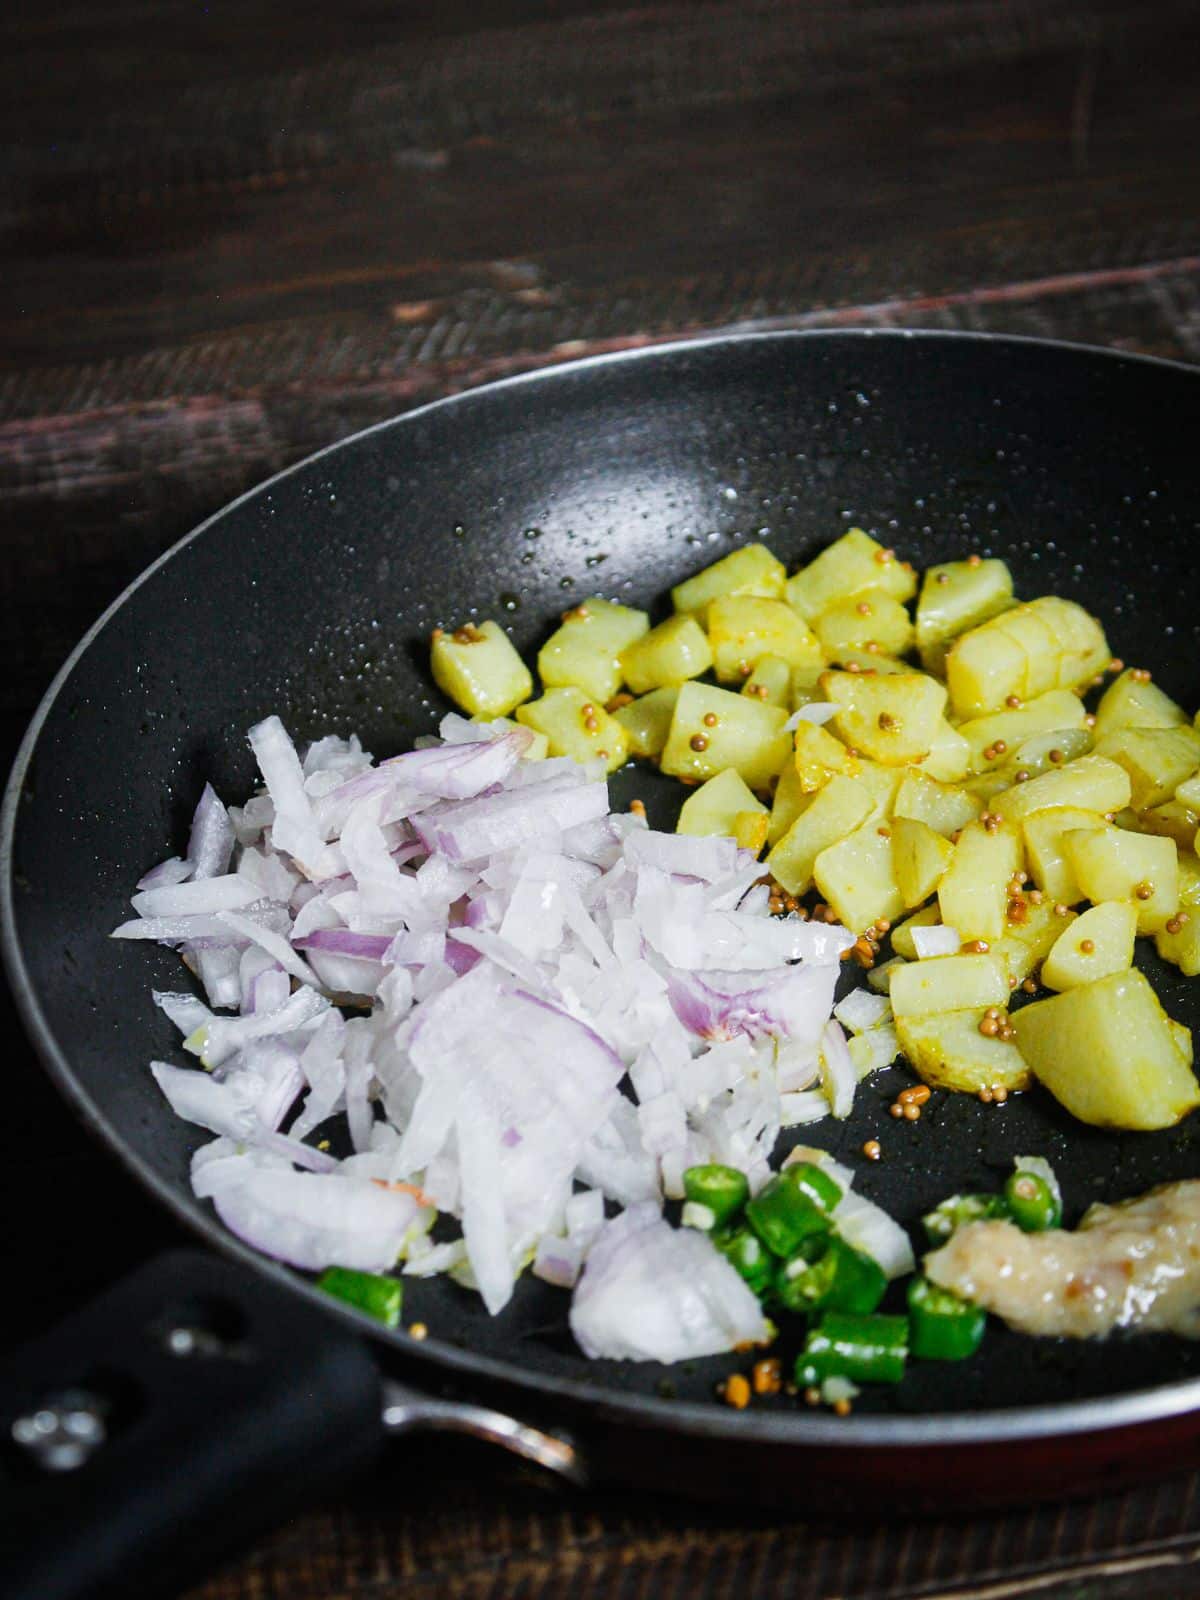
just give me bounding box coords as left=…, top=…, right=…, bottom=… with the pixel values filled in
left=957, top=690, right=1089, bottom=775
left=893, top=771, right=981, bottom=839
left=812, top=823, right=903, bottom=932
left=1041, top=900, right=1137, bottom=990
left=1095, top=725, right=1200, bottom=811
left=619, top=615, right=713, bottom=695
left=820, top=670, right=948, bottom=766
left=1093, top=668, right=1188, bottom=740
left=671, top=543, right=787, bottom=625
left=946, top=597, right=1109, bottom=716
left=791, top=660, right=828, bottom=707
left=889, top=953, right=1009, bottom=1018
left=868, top=957, right=905, bottom=993
left=813, top=593, right=915, bottom=660
left=1062, top=826, right=1178, bottom=932
left=660, top=682, right=791, bottom=792
left=848, top=1026, right=900, bottom=1078
left=1180, top=856, right=1200, bottom=907
left=992, top=755, right=1131, bottom=825
left=1172, top=1020, right=1194, bottom=1069
left=897, top=1009, right=1031, bottom=1094
left=792, top=720, right=853, bottom=792
left=766, top=775, right=873, bottom=896
left=918, top=719, right=973, bottom=783
left=1175, top=770, right=1200, bottom=811
left=916, top=558, right=1015, bottom=675
left=612, top=686, right=679, bottom=759
left=850, top=760, right=904, bottom=825
left=708, top=596, right=823, bottom=684
left=891, top=817, right=954, bottom=909
left=741, top=654, right=792, bottom=708
left=537, top=598, right=649, bottom=702
left=998, top=726, right=1093, bottom=783
left=937, top=818, right=1022, bottom=942
left=786, top=529, right=917, bottom=620
left=677, top=768, right=768, bottom=842
left=1136, top=800, right=1200, bottom=850
left=825, top=649, right=911, bottom=675
left=767, top=758, right=811, bottom=847
left=992, top=898, right=1076, bottom=986
left=516, top=688, right=629, bottom=772
left=1021, top=806, right=1109, bottom=904
left=890, top=903, right=942, bottom=959
left=734, top=811, right=769, bottom=853
left=1014, top=970, right=1200, bottom=1130
left=1157, top=914, right=1200, bottom=977
left=431, top=620, right=533, bottom=717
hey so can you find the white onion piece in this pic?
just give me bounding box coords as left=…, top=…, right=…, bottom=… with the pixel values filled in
left=912, top=924, right=962, bottom=958
left=569, top=1203, right=770, bottom=1362
left=780, top=1090, right=831, bottom=1126
left=834, top=1189, right=916, bottom=1279
left=533, top=1232, right=584, bottom=1289
left=149, top=1061, right=263, bottom=1142
left=784, top=701, right=838, bottom=730
left=834, top=987, right=892, bottom=1034
left=818, top=1019, right=856, bottom=1120
left=248, top=716, right=340, bottom=879
left=187, top=783, right=235, bottom=880
left=216, top=910, right=320, bottom=989
left=131, top=873, right=263, bottom=919
left=137, top=856, right=193, bottom=891
left=211, top=1167, right=418, bottom=1272
left=153, top=989, right=212, bottom=1038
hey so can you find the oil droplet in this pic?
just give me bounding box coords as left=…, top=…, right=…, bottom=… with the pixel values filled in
left=524, top=527, right=543, bottom=541
left=559, top=576, right=575, bottom=590
left=499, top=592, right=521, bottom=612
left=585, top=553, right=608, bottom=568
left=453, top=523, right=466, bottom=538
left=520, top=552, right=535, bottom=564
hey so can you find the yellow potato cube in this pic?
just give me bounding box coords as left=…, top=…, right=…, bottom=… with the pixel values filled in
left=612, top=686, right=679, bottom=759
left=1156, top=914, right=1200, bottom=978
left=741, top=654, right=792, bottom=708
left=916, top=558, right=1015, bottom=675
left=813, top=593, right=915, bottom=660
left=677, top=768, right=768, bottom=842
left=820, top=671, right=948, bottom=766
left=515, top=688, right=629, bottom=772
left=937, top=818, right=1022, bottom=942
left=660, top=682, right=791, bottom=792
left=766, top=775, right=873, bottom=896
left=957, top=690, right=1089, bottom=775
left=1094, top=725, right=1200, bottom=811
left=785, top=529, right=917, bottom=620
left=734, top=811, right=770, bottom=853
left=1136, top=800, right=1200, bottom=850
left=1021, top=806, right=1109, bottom=904
left=946, top=597, right=1109, bottom=716
left=890, top=904, right=942, bottom=959
left=671, top=543, right=787, bottom=625
left=812, top=823, right=903, bottom=933
left=891, top=816, right=954, bottom=909
left=917, top=718, right=973, bottom=783
left=431, top=620, right=534, bottom=718
left=849, top=760, right=904, bottom=826
left=1014, top=970, right=1200, bottom=1130
left=767, top=758, right=811, bottom=847
left=893, top=771, right=982, bottom=838
left=897, top=1009, right=1031, bottom=1094
left=1041, top=900, right=1137, bottom=991
left=619, top=614, right=713, bottom=695
left=992, top=898, right=1077, bottom=986
left=1062, top=826, right=1179, bottom=932
left=538, top=598, right=649, bottom=702
left=792, top=720, right=853, bottom=792
left=708, top=596, right=823, bottom=684
left=1093, top=668, right=1188, bottom=740
left=889, top=953, right=1010, bottom=1018
left=992, top=755, right=1131, bottom=826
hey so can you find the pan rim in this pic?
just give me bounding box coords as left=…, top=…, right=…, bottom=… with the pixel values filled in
left=5, top=325, right=1200, bottom=1450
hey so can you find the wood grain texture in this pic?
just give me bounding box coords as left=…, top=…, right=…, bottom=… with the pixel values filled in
left=5, top=2, right=1200, bottom=1595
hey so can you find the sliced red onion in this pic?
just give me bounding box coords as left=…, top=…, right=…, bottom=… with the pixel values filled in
left=533, top=1232, right=585, bottom=1289
left=569, top=1203, right=770, bottom=1362
left=153, top=989, right=212, bottom=1038
left=216, top=910, right=320, bottom=989
left=185, top=944, right=243, bottom=1009
left=911, top=924, right=962, bottom=958
left=131, top=873, right=263, bottom=919
left=819, top=1019, right=856, bottom=1120
left=623, top=830, right=741, bottom=883
left=137, top=856, right=193, bottom=891
left=834, top=988, right=892, bottom=1033
left=780, top=1089, right=832, bottom=1126
left=382, top=729, right=530, bottom=800
left=211, top=1167, right=418, bottom=1272
left=187, top=783, right=235, bottom=880
left=833, top=1188, right=915, bottom=1279
left=248, top=716, right=340, bottom=880
left=150, top=1061, right=263, bottom=1142
left=412, top=778, right=609, bottom=862
left=292, top=928, right=393, bottom=961
left=187, top=984, right=331, bottom=1069
left=785, top=701, right=838, bottom=729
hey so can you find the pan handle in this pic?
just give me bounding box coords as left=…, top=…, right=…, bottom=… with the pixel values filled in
left=0, top=1248, right=579, bottom=1600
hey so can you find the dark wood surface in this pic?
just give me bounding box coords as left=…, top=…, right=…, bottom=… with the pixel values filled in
left=4, top=2, right=1200, bottom=1595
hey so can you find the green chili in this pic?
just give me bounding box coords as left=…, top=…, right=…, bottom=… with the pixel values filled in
left=1004, top=1169, right=1061, bottom=1232
left=746, top=1164, right=840, bottom=1259
left=795, top=1311, right=908, bottom=1388
left=906, top=1275, right=986, bottom=1361
left=316, top=1266, right=403, bottom=1328
left=683, top=1163, right=750, bottom=1229
left=776, top=1235, right=886, bottom=1317
left=714, top=1226, right=775, bottom=1296
left=923, top=1191, right=1011, bottom=1245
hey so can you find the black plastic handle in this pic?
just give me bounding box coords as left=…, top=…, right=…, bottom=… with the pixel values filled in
left=0, top=1249, right=386, bottom=1600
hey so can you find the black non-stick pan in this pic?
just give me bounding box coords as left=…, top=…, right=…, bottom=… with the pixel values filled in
left=5, top=332, right=1200, bottom=1600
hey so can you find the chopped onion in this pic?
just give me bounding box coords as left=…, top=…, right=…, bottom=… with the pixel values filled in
left=911, top=924, right=962, bottom=959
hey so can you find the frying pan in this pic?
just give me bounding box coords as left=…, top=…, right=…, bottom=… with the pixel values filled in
left=5, top=331, right=1200, bottom=1600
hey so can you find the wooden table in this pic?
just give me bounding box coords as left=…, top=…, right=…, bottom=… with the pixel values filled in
left=4, top=3, right=1200, bottom=1594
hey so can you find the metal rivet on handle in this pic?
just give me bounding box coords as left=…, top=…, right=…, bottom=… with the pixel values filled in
left=10, top=1390, right=107, bottom=1472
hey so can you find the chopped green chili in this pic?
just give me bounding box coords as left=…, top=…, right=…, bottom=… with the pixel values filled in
left=1003, top=1170, right=1062, bottom=1232
left=923, top=1191, right=1011, bottom=1245
left=714, top=1226, right=775, bottom=1296
left=315, top=1266, right=403, bottom=1328
left=907, top=1275, right=986, bottom=1361
left=776, top=1235, right=887, bottom=1317
left=795, top=1311, right=908, bottom=1388
left=745, top=1165, right=839, bottom=1259
left=683, top=1163, right=750, bottom=1229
